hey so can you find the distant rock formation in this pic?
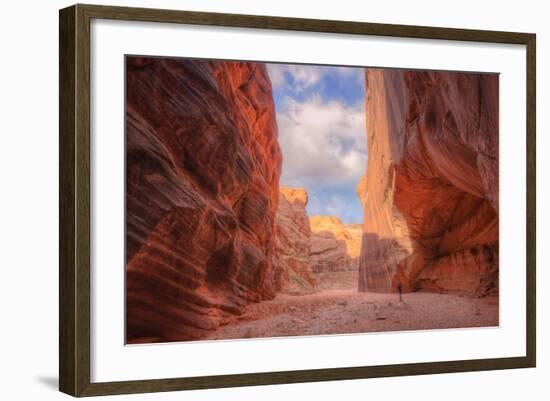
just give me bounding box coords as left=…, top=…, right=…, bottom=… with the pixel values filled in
left=344, top=224, right=363, bottom=260
left=125, top=57, right=282, bottom=342
left=310, top=215, right=362, bottom=273
left=273, top=187, right=317, bottom=294
left=357, top=69, right=499, bottom=296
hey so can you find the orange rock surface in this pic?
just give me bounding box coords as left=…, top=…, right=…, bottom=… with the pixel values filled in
left=310, top=216, right=362, bottom=273
left=358, top=69, right=499, bottom=296
left=273, top=187, right=317, bottom=294
left=125, top=57, right=282, bottom=342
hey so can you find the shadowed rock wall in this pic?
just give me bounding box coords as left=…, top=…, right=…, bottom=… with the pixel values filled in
left=358, top=69, right=499, bottom=296
left=273, top=187, right=317, bottom=294
left=125, top=57, right=282, bottom=342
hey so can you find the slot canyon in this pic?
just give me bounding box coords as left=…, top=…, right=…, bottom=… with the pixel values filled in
left=125, top=58, right=499, bottom=344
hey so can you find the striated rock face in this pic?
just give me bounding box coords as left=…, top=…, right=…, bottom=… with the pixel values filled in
left=125, top=57, right=282, bottom=342
left=358, top=69, right=499, bottom=296
left=272, top=187, right=317, bottom=294
left=310, top=216, right=362, bottom=273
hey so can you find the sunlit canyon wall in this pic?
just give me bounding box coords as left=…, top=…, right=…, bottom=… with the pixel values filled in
left=125, top=58, right=282, bottom=342
left=309, top=216, right=362, bottom=273
left=357, top=69, right=499, bottom=296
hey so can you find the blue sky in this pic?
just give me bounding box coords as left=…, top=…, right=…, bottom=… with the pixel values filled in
left=266, top=63, right=367, bottom=224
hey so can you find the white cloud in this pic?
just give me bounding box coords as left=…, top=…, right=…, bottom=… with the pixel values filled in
left=267, top=64, right=322, bottom=93
left=285, top=65, right=323, bottom=92
left=267, top=64, right=363, bottom=94
left=266, top=64, right=286, bottom=90
left=276, top=95, right=367, bottom=188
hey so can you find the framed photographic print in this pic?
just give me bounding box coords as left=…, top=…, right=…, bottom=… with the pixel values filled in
left=59, top=3, right=536, bottom=397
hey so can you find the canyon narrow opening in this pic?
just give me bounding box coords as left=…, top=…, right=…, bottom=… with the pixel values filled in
left=267, top=63, right=367, bottom=296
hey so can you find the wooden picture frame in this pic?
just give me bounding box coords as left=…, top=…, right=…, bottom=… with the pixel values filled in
left=59, top=3, right=536, bottom=397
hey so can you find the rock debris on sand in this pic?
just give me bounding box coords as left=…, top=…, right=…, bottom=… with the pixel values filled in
left=205, top=290, right=499, bottom=340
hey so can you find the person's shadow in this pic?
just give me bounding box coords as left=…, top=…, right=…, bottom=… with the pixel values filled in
left=35, top=376, right=58, bottom=391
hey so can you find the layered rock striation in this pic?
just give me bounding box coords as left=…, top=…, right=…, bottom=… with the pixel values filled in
left=125, top=57, right=282, bottom=342
left=310, top=216, right=362, bottom=273
left=358, top=69, right=499, bottom=296
left=272, top=187, right=317, bottom=294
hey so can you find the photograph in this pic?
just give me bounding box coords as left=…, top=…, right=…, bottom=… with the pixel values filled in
left=125, top=56, right=499, bottom=344
left=1, top=0, right=543, bottom=397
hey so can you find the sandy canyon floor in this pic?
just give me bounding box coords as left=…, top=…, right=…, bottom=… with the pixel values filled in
left=205, top=273, right=499, bottom=341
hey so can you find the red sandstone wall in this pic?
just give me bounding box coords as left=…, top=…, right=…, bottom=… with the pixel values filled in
left=125, top=57, right=282, bottom=343
left=272, top=187, right=317, bottom=294
left=358, top=69, right=499, bottom=296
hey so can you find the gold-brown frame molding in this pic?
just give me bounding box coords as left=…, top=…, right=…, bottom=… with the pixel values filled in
left=59, top=3, right=536, bottom=397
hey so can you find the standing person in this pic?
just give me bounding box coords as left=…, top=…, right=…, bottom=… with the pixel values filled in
left=397, top=282, right=403, bottom=302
